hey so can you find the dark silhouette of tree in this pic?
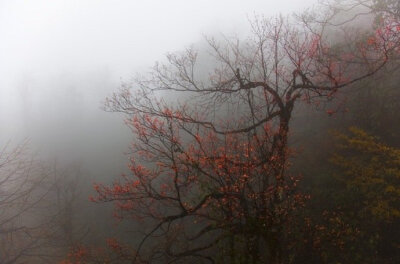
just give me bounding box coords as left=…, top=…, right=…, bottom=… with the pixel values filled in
left=91, top=13, right=397, bottom=263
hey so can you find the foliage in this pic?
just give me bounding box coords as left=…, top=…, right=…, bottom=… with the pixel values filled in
left=331, top=127, right=400, bottom=222
left=295, top=126, right=400, bottom=263
left=329, top=127, right=400, bottom=262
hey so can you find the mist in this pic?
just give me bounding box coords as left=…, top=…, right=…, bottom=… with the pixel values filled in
left=0, top=0, right=316, bottom=172
left=2, top=0, right=399, bottom=263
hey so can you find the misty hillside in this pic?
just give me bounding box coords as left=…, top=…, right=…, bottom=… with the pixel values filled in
left=1, top=1, right=399, bottom=263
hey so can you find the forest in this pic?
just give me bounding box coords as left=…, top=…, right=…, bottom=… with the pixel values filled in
left=1, top=0, right=399, bottom=263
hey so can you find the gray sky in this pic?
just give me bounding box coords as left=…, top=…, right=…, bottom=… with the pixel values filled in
left=0, top=0, right=317, bottom=169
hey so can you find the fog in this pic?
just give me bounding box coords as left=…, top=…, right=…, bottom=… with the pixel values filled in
left=0, top=0, right=316, bottom=177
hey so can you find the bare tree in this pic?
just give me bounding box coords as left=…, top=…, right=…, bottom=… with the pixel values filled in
left=0, top=142, right=86, bottom=263
left=0, top=142, right=53, bottom=263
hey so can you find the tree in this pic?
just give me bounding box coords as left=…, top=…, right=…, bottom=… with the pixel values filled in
left=47, top=162, right=91, bottom=260
left=289, top=124, right=400, bottom=263
left=0, top=142, right=53, bottom=264
left=0, top=142, right=86, bottom=264
left=330, top=127, right=400, bottom=262
left=92, top=13, right=397, bottom=263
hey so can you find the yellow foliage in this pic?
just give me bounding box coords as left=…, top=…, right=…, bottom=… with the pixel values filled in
left=330, top=127, right=400, bottom=223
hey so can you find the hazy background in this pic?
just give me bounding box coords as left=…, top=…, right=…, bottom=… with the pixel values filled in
left=0, top=0, right=317, bottom=181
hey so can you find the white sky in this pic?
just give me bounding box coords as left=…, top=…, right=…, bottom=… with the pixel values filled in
left=0, top=0, right=317, bottom=79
